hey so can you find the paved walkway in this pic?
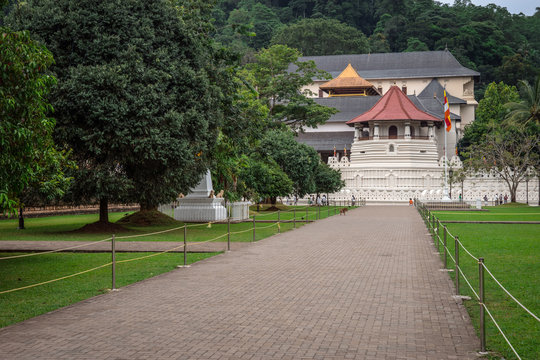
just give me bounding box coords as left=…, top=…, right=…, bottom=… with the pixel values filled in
left=0, top=206, right=479, bottom=359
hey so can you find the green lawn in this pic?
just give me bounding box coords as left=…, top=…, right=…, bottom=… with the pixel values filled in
left=432, top=204, right=540, bottom=222
left=425, top=206, right=539, bottom=360
left=0, top=252, right=218, bottom=328
left=0, top=206, right=343, bottom=242
left=0, top=205, right=346, bottom=328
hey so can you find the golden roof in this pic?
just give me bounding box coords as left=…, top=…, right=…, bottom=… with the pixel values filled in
left=320, top=64, right=377, bottom=90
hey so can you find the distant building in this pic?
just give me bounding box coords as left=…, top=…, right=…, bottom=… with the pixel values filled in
left=293, top=50, right=478, bottom=163
left=291, top=51, right=537, bottom=204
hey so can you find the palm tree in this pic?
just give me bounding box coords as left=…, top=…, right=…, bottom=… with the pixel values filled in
left=505, top=75, right=540, bottom=126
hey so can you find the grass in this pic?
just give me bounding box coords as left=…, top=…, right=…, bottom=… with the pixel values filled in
left=0, top=205, right=347, bottom=328
left=0, top=206, right=345, bottom=242
left=432, top=203, right=540, bottom=222
left=424, top=206, right=539, bottom=360
left=0, top=252, right=218, bottom=328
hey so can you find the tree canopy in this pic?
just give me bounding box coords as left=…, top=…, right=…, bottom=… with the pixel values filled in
left=5, top=0, right=237, bottom=221
left=243, top=44, right=337, bottom=131
left=213, top=0, right=540, bottom=97
left=0, top=28, right=70, bottom=214
left=271, top=18, right=370, bottom=56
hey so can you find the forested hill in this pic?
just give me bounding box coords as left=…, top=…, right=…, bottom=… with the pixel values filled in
left=213, top=0, right=539, bottom=97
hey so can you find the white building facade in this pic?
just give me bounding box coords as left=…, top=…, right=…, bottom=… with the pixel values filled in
left=292, top=51, right=538, bottom=204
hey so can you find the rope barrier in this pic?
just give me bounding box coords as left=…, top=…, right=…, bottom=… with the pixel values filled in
left=115, top=224, right=186, bottom=239
left=115, top=244, right=186, bottom=264
left=0, top=209, right=307, bottom=295
left=418, top=201, right=537, bottom=359
left=0, top=262, right=112, bottom=295
left=255, top=222, right=279, bottom=230
left=0, top=237, right=113, bottom=260
left=456, top=237, right=479, bottom=262
left=456, top=264, right=480, bottom=300
left=483, top=303, right=522, bottom=360
left=483, top=264, right=540, bottom=322
left=229, top=227, right=254, bottom=235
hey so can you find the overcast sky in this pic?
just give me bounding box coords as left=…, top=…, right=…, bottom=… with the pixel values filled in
left=437, top=0, right=537, bottom=16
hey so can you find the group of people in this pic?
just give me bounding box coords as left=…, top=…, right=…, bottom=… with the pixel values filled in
left=483, top=193, right=508, bottom=206
left=308, top=194, right=328, bottom=206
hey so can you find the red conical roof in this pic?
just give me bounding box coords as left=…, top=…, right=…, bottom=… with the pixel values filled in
left=346, top=86, right=442, bottom=124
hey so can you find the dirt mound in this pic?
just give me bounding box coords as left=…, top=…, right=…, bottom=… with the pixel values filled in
left=72, top=221, right=131, bottom=234
left=265, top=206, right=281, bottom=212
left=116, top=210, right=179, bottom=226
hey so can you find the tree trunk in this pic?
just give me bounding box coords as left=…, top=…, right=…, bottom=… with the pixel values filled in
left=99, top=198, right=109, bottom=223
left=270, top=196, right=277, bottom=205
left=140, top=202, right=158, bottom=212
left=18, top=206, right=25, bottom=230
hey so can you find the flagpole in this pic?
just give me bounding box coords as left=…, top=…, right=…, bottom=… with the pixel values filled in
left=442, top=88, right=450, bottom=201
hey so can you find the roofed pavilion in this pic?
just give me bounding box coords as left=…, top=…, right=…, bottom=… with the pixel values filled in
left=319, top=64, right=380, bottom=97
left=346, top=86, right=443, bottom=168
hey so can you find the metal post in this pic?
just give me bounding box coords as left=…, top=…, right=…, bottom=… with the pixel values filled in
left=183, top=226, right=187, bottom=267
left=227, top=217, right=231, bottom=251
left=443, top=225, right=448, bottom=268
left=305, top=207, right=308, bottom=224
left=455, top=236, right=460, bottom=295
left=277, top=210, right=281, bottom=234
left=479, top=258, right=486, bottom=353
left=252, top=215, right=256, bottom=242
left=293, top=208, right=296, bottom=229
left=111, top=234, right=116, bottom=290
left=436, top=219, right=440, bottom=252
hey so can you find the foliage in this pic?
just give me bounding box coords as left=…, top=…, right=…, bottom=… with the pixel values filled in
left=314, top=163, right=344, bottom=195
left=260, top=129, right=320, bottom=197
left=459, top=82, right=519, bottom=151
left=505, top=75, right=540, bottom=126
left=0, top=28, right=70, bottom=214
left=244, top=44, right=337, bottom=130
left=464, top=123, right=539, bottom=202
left=5, top=0, right=237, bottom=220
left=271, top=18, right=369, bottom=56
left=239, top=156, right=293, bottom=201
left=212, top=0, right=540, bottom=94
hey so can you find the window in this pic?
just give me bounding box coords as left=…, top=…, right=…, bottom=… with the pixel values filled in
left=318, top=89, right=323, bottom=98
left=410, top=126, right=415, bottom=138
left=388, top=126, right=398, bottom=139
left=401, top=86, right=407, bottom=94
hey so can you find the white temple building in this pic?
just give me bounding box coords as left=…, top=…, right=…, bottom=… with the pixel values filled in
left=291, top=51, right=538, bottom=204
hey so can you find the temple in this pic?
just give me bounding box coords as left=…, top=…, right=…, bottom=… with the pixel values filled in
left=291, top=51, right=538, bottom=203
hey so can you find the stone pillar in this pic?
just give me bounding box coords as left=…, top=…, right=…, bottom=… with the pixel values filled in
left=404, top=122, right=411, bottom=140
left=428, top=122, right=434, bottom=140
left=373, top=123, right=380, bottom=140
left=354, top=126, right=361, bottom=140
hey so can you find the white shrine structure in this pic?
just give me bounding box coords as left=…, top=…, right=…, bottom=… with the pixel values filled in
left=292, top=51, right=538, bottom=204
left=174, top=170, right=227, bottom=222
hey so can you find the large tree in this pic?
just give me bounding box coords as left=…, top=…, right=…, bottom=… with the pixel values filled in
left=465, top=124, right=539, bottom=203
left=244, top=44, right=337, bottom=131
left=6, top=0, right=235, bottom=222
left=271, top=18, right=370, bottom=56
left=0, top=27, right=70, bottom=215
left=260, top=129, right=320, bottom=198
left=458, top=81, right=519, bottom=152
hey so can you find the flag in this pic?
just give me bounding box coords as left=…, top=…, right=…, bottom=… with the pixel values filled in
left=443, top=89, right=451, bottom=132
left=344, top=146, right=347, bottom=156
left=333, top=145, right=336, bottom=157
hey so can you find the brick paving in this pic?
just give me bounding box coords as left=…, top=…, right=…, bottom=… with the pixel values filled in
left=0, top=206, right=479, bottom=359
